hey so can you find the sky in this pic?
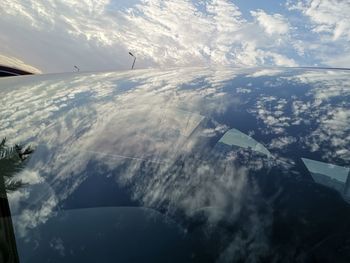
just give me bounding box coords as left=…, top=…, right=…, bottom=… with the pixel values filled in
left=0, top=0, right=349, bottom=73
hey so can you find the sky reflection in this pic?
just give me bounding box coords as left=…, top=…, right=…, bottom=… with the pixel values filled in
left=1, top=67, right=350, bottom=262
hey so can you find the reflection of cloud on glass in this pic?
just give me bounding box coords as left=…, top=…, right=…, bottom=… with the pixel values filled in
left=304, top=108, right=350, bottom=161
left=0, top=68, right=275, bottom=262
left=247, top=70, right=350, bottom=164
left=236, top=87, right=251, bottom=94
left=12, top=192, right=58, bottom=238
left=250, top=96, right=291, bottom=135
left=0, top=68, right=239, bottom=142
left=248, top=68, right=284, bottom=78
left=269, top=136, right=297, bottom=150
left=1, top=68, right=243, bottom=237
left=285, top=71, right=350, bottom=100
left=1, top=67, right=350, bottom=262
left=286, top=70, right=350, bottom=162
left=49, top=237, right=65, bottom=257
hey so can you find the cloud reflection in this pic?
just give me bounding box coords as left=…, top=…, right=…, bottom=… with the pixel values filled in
left=1, top=67, right=350, bottom=261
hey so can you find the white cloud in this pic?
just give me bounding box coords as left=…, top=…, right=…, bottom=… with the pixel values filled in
left=0, top=0, right=300, bottom=73
left=251, top=9, right=289, bottom=35
left=15, top=169, right=44, bottom=185
left=0, top=0, right=348, bottom=72
left=287, top=0, right=350, bottom=67
left=288, top=0, right=350, bottom=41
left=266, top=52, right=297, bottom=67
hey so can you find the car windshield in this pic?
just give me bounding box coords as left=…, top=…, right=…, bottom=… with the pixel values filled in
left=1, top=68, right=350, bottom=262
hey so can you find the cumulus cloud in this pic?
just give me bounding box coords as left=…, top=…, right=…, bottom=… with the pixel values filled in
left=288, top=0, right=350, bottom=41
left=287, top=0, right=350, bottom=67
left=251, top=9, right=289, bottom=35
left=0, top=0, right=303, bottom=73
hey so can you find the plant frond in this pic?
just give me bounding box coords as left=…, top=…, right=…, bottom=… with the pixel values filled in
left=0, top=145, right=19, bottom=160
left=0, top=137, right=6, bottom=148
left=0, top=138, right=35, bottom=192
left=5, top=180, right=26, bottom=192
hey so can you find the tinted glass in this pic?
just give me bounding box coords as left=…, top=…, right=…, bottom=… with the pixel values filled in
left=1, top=68, right=350, bottom=262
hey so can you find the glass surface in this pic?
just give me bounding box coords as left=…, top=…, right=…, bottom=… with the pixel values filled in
left=302, top=158, right=350, bottom=202
left=0, top=67, right=350, bottom=262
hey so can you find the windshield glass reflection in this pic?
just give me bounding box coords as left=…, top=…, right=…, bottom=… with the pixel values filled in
left=1, top=67, right=350, bottom=262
